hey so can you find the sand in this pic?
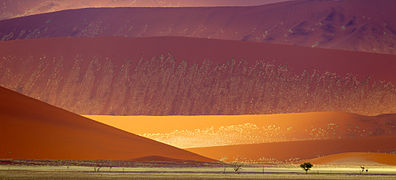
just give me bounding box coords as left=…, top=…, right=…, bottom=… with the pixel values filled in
left=1, top=0, right=396, bottom=54
left=186, top=136, right=396, bottom=163
left=86, top=113, right=396, bottom=148
left=1, top=37, right=395, bottom=116
left=0, top=0, right=291, bottom=20
left=0, top=86, right=214, bottom=162
left=308, top=152, right=396, bottom=166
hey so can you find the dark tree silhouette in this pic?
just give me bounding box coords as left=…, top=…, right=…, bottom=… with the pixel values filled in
left=300, top=162, right=313, bottom=174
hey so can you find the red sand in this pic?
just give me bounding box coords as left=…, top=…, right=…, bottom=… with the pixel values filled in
left=0, top=86, right=214, bottom=162
left=187, top=136, right=396, bottom=163
left=0, top=37, right=395, bottom=116
left=1, top=36, right=394, bottom=84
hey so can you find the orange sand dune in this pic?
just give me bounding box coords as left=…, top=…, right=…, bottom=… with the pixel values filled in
left=186, top=136, right=396, bottom=164
left=308, top=152, right=396, bottom=166
left=0, top=86, right=214, bottom=162
left=86, top=113, right=396, bottom=148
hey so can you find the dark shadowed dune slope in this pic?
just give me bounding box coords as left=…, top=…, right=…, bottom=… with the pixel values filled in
left=0, top=86, right=215, bottom=162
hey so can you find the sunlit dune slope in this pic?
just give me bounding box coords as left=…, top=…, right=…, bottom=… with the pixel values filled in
left=1, top=0, right=396, bottom=54
left=86, top=112, right=396, bottom=148
left=308, top=152, right=396, bottom=166
left=186, top=136, right=396, bottom=163
left=0, top=0, right=290, bottom=20
left=1, top=37, right=395, bottom=116
left=0, top=86, right=214, bottom=162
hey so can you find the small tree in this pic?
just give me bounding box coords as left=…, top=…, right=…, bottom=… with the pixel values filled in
left=300, top=162, right=313, bottom=174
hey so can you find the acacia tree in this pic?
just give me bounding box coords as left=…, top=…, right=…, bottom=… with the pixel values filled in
left=300, top=162, right=313, bottom=174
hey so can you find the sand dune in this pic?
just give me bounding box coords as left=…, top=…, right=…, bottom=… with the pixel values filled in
left=86, top=112, right=396, bottom=148
left=1, top=0, right=395, bottom=54
left=0, top=86, right=214, bottom=162
left=186, top=136, right=396, bottom=163
left=0, top=0, right=291, bottom=20
left=308, top=152, right=396, bottom=166
left=0, top=37, right=395, bottom=116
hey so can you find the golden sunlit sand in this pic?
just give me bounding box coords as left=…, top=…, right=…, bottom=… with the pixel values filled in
left=85, top=112, right=396, bottom=148
left=186, top=136, right=396, bottom=164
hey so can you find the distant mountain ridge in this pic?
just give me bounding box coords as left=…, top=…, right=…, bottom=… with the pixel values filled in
left=0, top=0, right=395, bottom=54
